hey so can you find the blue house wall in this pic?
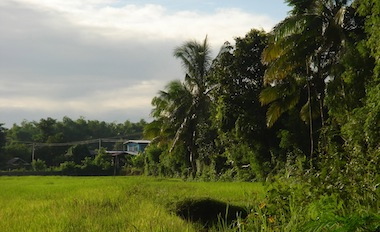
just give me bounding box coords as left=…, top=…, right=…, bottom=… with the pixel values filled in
left=124, top=140, right=150, bottom=155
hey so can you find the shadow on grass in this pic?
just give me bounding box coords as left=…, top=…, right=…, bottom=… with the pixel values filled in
left=174, top=198, right=248, bottom=229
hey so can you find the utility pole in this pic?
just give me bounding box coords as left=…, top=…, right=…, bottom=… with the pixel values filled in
left=31, top=143, right=35, bottom=162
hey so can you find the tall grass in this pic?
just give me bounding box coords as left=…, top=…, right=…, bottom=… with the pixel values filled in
left=0, top=176, right=264, bottom=231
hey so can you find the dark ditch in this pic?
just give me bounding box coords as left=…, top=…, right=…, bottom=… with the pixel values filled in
left=174, top=198, right=248, bottom=229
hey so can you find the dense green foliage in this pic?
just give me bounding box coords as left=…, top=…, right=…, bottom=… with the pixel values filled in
left=139, top=0, right=380, bottom=230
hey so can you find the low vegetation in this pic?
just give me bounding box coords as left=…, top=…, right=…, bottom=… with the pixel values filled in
left=0, top=176, right=264, bottom=232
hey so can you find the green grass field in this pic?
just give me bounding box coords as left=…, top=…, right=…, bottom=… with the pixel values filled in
left=0, top=176, right=264, bottom=231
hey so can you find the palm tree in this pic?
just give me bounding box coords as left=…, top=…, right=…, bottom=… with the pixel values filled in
left=173, top=36, right=212, bottom=96
left=260, top=77, right=307, bottom=127
left=146, top=80, right=192, bottom=147
left=261, top=0, right=357, bottom=158
left=149, top=37, right=213, bottom=176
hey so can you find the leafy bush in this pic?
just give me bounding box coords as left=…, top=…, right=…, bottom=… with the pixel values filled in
left=129, top=153, right=145, bottom=175
left=32, top=159, right=47, bottom=171
left=59, top=161, right=79, bottom=175
left=93, top=148, right=111, bottom=170
left=65, top=144, right=91, bottom=164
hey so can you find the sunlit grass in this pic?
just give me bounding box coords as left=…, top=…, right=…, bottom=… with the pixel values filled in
left=0, top=176, right=264, bottom=231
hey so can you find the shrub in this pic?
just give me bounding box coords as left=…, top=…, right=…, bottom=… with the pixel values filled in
left=59, top=161, right=79, bottom=175
left=32, top=159, right=47, bottom=171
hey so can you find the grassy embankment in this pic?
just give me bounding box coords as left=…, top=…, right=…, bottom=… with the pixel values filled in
left=0, top=176, right=264, bottom=231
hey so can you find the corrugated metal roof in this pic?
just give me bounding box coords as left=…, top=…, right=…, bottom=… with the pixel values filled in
left=123, top=140, right=151, bottom=144
left=7, top=157, right=30, bottom=165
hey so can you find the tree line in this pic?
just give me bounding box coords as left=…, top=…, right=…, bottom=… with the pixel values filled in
left=136, top=0, right=379, bottom=228
left=143, top=0, right=379, bottom=180
left=138, top=1, right=379, bottom=228
left=1, top=0, right=378, bottom=185
left=0, top=117, right=146, bottom=169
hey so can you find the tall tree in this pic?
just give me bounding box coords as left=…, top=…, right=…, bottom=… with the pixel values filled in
left=211, top=30, right=268, bottom=134
left=209, top=30, right=278, bottom=178
left=0, top=124, right=7, bottom=165
left=148, top=37, right=214, bottom=176
left=172, top=37, right=214, bottom=176
left=149, top=80, right=193, bottom=146
left=261, top=0, right=360, bottom=158
left=356, top=0, right=380, bottom=76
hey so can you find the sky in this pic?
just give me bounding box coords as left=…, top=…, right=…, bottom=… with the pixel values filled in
left=0, top=0, right=290, bottom=128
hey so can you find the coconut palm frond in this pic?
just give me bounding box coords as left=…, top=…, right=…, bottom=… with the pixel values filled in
left=334, top=6, right=347, bottom=26
left=285, top=0, right=315, bottom=15
left=272, top=14, right=308, bottom=40
left=300, top=98, right=320, bottom=123
left=262, top=42, right=284, bottom=64
left=260, top=87, right=281, bottom=106
left=287, top=95, right=301, bottom=111
left=143, top=120, right=163, bottom=140
left=266, top=101, right=285, bottom=127
left=263, top=58, right=296, bottom=84
left=174, top=37, right=212, bottom=84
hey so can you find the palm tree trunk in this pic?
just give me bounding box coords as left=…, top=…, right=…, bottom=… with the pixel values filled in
left=188, top=130, right=197, bottom=178
left=188, top=147, right=196, bottom=178
left=317, top=57, right=325, bottom=128
left=307, top=79, right=314, bottom=165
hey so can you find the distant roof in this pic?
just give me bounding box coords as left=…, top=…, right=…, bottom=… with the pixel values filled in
left=123, top=140, right=151, bottom=144
left=7, top=157, right=30, bottom=165
left=105, top=151, right=128, bottom=156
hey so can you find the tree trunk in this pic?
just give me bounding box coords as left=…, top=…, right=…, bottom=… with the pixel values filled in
left=307, top=79, right=314, bottom=164
left=188, top=136, right=197, bottom=179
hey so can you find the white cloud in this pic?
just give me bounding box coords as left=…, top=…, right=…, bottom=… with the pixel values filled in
left=0, top=80, right=158, bottom=112
left=86, top=80, right=161, bottom=111
left=13, top=0, right=276, bottom=45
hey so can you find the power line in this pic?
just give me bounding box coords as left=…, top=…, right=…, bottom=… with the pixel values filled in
left=9, top=134, right=142, bottom=148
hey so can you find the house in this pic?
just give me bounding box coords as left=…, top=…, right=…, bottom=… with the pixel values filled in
left=6, top=157, right=30, bottom=169
left=124, top=140, right=150, bottom=155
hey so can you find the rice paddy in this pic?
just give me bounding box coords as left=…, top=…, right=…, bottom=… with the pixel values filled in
left=0, top=176, right=265, bottom=231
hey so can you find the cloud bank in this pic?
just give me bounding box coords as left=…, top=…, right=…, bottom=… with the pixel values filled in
left=0, top=0, right=280, bottom=127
